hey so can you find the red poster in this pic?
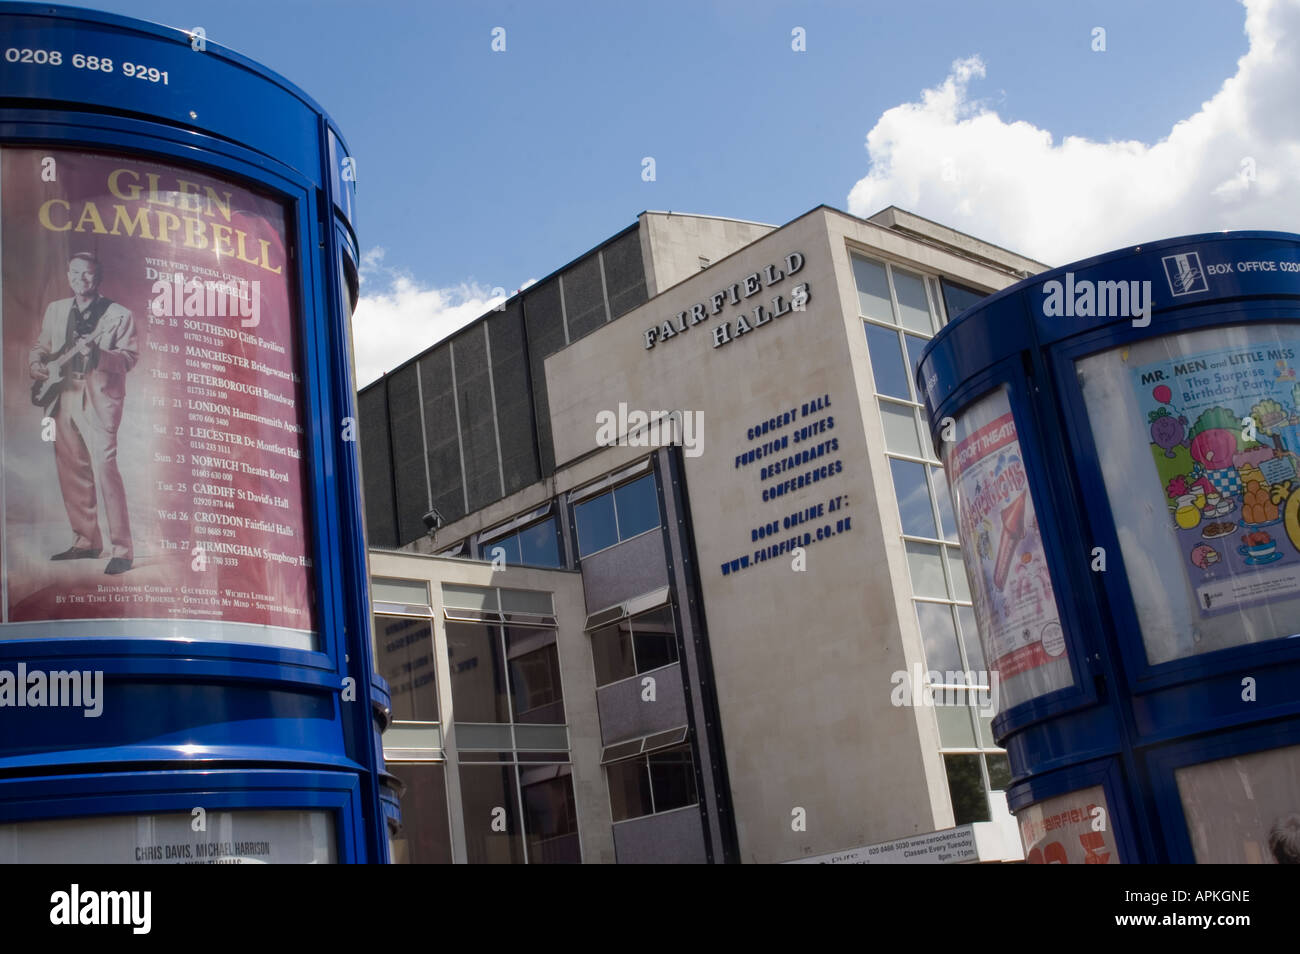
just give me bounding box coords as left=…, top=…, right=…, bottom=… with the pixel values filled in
left=0, top=147, right=316, bottom=645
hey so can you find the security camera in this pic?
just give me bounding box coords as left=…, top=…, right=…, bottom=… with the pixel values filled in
left=422, top=508, right=444, bottom=532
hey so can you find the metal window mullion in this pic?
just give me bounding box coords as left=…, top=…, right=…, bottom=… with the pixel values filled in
left=626, top=609, right=639, bottom=676
left=884, top=262, right=904, bottom=329
left=512, top=761, right=529, bottom=864
left=644, top=754, right=656, bottom=816
left=498, top=621, right=515, bottom=725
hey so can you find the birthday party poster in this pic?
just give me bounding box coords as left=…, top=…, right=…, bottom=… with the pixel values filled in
left=1134, top=340, right=1300, bottom=616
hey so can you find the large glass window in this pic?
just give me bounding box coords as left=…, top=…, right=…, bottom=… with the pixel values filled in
left=940, top=278, right=987, bottom=322
left=853, top=249, right=1009, bottom=827
left=607, top=744, right=698, bottom=822
left=483, top=516, right=562, bottom=569
left=373, top=615, right=439, bottom=722
left=389, top=762, right=453, bottom=864
left=459, top=764, right=526, bottom=864
left=892, top=459, right=939, bottom=538
left=505, top=626, right=565, bottom=724
left=945, top=753, right=992, bottom=825
left=865, top=323, right=911, bottom=400
left=459, top=760, right=578, bottom=864
left=1077, top=322, right=1300, bottom=665
left=892, top=267, right=934, bottom=334
left=591, top=603, right=679, bottom=687
left=575, top=473, right=660, bottom=557
left=445, top=622, right=512, bottom=723
left=520, top=764, right=580, bottom=863
left=443, top=585, right=564, bottom=727
left=852, top=255, right=893, bottom=322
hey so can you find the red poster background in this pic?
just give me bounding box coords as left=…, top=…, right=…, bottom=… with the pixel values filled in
left=0, top=147, right=316, bottom=636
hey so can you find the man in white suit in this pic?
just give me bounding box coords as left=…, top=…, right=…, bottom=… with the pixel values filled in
left=29, top=252, right=139, bottom=575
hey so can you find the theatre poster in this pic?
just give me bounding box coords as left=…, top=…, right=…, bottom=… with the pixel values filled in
left=0, top=146, right=316, bottom=646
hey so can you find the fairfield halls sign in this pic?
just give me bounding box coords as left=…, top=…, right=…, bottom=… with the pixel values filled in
left=642, top=252, right=809, bottom=351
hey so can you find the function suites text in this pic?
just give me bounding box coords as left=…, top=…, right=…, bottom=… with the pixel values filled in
left=642, top=252, right=808, bottom=351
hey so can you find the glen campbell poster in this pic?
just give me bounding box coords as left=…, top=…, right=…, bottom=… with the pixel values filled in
left=0, top=146, right=316, bottom=644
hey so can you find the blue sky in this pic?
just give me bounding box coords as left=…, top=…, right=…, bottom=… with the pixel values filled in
left=67, top=0, right=1290, bottom=382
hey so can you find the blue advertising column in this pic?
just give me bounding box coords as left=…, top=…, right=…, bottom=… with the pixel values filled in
left=919, top=231, right=1300, bottom=864
left=0, top=4, right=391, bottom=862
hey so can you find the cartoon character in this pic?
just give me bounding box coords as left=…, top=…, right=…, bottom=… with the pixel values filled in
left=1190, top=543, right=1220, bottom=570
left=1149, top=407, right=1188, bottom=458
left=1188, top=406, right=1243, bottom=496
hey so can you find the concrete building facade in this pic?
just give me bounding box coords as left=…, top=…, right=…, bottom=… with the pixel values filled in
left=361, top=205, right=1048, bottom=863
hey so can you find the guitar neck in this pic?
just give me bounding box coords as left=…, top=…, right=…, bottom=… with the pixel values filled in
left=50, top=326, right=112, bottom=371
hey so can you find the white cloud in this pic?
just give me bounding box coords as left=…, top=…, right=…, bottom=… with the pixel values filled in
left=351, top=247, right=533, bottom=386
left=847, top=0, right=1300, bottom=267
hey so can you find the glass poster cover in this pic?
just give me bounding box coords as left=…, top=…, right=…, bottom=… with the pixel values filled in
left=1078, top=324, right=1300, bottom=665
left=0, top=147, right=316, bottom=648
left=943, top=386, right=1073, bottom=710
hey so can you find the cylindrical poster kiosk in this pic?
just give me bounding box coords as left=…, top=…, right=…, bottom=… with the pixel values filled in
left=920, top=230, right=1300, bottom=864
left=0, top=4, right=389, bottom=862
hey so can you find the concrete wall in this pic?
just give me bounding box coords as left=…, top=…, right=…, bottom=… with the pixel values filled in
left=639, top=212, right=777, bottom=298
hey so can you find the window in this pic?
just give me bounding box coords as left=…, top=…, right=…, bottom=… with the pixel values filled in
left=390, top=762, right=453, bottom=864
left=944, top=754, right=991, bottom=825
left=607, top=744, right=698, bottom=822
left=459, top=760, right=579, bottom=864
left=574, top=473, right=660, bottom=557
left=445, top=622, right=512, bottom=723
left=373, top=615, right=439, bottom=722
left=520, top=764, right=580, bottom=863
left=853, top=249, right=1010, bottom=827
left=506, top=626, right=565, bottom=724
left=442, top=585, right=565, bottom=727
left=482, top=516, right=562, bottom=568
left=940, top=278, right=986, bottom=322
left=590, top=604, right=678, bottom=687
left=460, top=763, right=526, bottom=864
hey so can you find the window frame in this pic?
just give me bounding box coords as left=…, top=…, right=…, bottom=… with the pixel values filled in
left=572, top=471, right=662, bottom=559
left=605, top=742, right=699, bottom=824
left=850, top=247, right=1008, bottom=825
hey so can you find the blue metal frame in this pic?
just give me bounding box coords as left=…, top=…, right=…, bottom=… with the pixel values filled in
left=0, top=769, right=366, bottom=862
left=0, top=4, right=384, bottom=861
left=922, top=361, right=1095, bottom=739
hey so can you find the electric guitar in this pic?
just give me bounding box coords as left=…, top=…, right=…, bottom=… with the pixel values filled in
left=31, top=319, right=121, bottom=409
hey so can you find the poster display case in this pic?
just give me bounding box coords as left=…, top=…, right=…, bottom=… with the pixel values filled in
left=920, top=230, right=1300, bottom=862
left=0, top=4, right=386, bottom=862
